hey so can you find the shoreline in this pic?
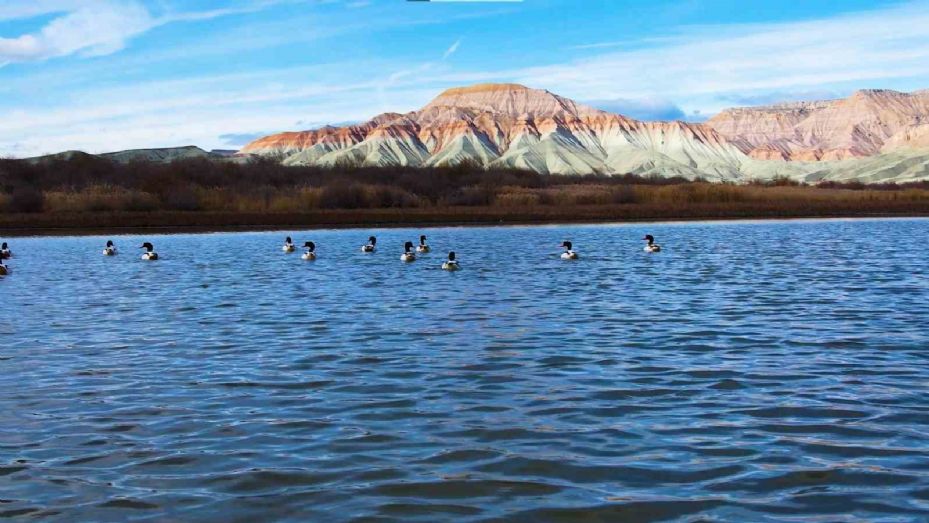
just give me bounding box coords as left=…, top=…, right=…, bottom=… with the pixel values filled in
left=2, top=204, right=928, bottom=236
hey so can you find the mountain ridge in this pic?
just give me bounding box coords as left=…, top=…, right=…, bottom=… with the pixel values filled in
left=241, top=83, right=751, bottom=181
left=240, top=84, right=929, bottom=183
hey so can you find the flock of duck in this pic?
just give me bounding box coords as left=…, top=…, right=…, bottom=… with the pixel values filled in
left=0, top=235, right=663, bottom=276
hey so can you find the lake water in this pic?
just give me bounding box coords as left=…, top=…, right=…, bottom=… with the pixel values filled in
left=2, top=219, right=929, bottom=522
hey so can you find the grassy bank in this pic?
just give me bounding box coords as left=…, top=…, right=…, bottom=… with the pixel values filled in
left=2, top=199, right=928, bottom=236
left=2, top=156, right=929, bottom=234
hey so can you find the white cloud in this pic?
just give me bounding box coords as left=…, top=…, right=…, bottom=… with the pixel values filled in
left=0, top=1, right=154, bottom=62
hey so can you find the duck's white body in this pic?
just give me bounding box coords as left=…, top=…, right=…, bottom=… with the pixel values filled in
left=401, top=252, right=416, bottom=262
left=103, top=246, right=117, bottom=256
left=0, top=249, right=11, bottom=259
left=442, top=260, right=460, bottom=271
left=362, top=245, right=375, bottom=253
left=561, top=251, right=579, bottom=260
left=643, top=235, right=661, bottom=253
left=283, top=244, right=295, bottom=252
left=142, top=252, right=159, bottom=260
left=302, top=251, right=316, bottom=261
left=417, top=244, right=430, bottom=253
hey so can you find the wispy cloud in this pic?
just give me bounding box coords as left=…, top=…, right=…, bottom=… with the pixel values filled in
left=0, top=1, right=154, bottom=62
left=0, top=0, right=84, bottom=22
left=505, top=2, right=929, bottom=108
left=566, top=36, right=682, bottom=51
left=442, top=38, right=462, bottom=60
left=0, top=0, right=280, bottom=64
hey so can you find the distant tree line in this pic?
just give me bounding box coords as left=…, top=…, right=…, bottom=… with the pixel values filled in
left=1, top=154, right=928, bottom=214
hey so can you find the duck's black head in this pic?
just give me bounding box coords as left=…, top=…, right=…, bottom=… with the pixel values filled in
left=561, top=240, right=573, bottom=250
left=285, top=236, right=293, bottom=243
left=404, top=241, right=414, bottom=252
left=420, top=235, right=427, bottom=244
left=369, top=236, right=377, bottom=245
left=106, top=240, right=114, bottom=248
left=448, top=251, right=456, bottom=261
left=1, top=242, right=6, bottom=249
left=304, top=241, right=315, bottom=251
left=644, top=234, right=655, bottom=244
left=140, top=242, right=154, bottom=251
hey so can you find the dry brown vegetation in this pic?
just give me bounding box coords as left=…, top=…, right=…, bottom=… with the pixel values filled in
left=2, top=155, right=928, bottom=232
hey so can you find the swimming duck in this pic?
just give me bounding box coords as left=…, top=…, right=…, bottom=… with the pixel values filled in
left=362, top=236, right=377, bottom=253
left=442, top=251, right=460, bottom=271
left=0, top=242, right=10, bottom=259
left=401, top=241, right=416, bottom=262
left=0, top=257, right=8, bottom=276
left=560, top=241, right=579, bottom=260
left=301, top=241, right=317, bottom=260
left=282, top=236, right=296, bottom=252
left=416, top=235, right=431, bottom=253
left=643, top=235, right=661, bottom=252
left=103, top=240, right=117, bottom=256
left=140, top=242, right=159, bottom=260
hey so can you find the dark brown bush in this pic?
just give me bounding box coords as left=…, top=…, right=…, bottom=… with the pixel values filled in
left=610, top=185, right=638, bottom=204
left=162, top=186, right=200, bottom=211
left=369, top=185, right=420, bottom=208
left=443, top=186, right=496, bottom=206
left=9, top=185, right=45, bottom=213
left=319, top=183, right=366, bottom=209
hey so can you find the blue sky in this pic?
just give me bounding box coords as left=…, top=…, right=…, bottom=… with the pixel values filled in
left=2, top=0, right=929, bottom=157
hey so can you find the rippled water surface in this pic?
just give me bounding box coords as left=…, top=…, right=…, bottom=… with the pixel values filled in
left=2, top=219, right=929, bottom=522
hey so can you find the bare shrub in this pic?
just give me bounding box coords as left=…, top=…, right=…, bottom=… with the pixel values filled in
left=9, top=185, right=44, bottom=213
left=320, top=183, right=366, bottom=209
left=495, top=190, right=541, bottom=207
left=162, top=186, right=200, bottom=211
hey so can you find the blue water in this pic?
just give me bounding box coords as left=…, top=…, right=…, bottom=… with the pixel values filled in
left=2, top=219, right=929, bottom=522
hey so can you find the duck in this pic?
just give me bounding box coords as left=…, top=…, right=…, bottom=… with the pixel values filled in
left=0, top=242, right=11, bottom=259
left=643, top=234, right=661, bottom=253
left=442, top=251, right=460, bottom=271
left=282, top=236, right=296, bottom=252
left=140, top=242, right=159, bottom=260
left=416, top=235, right=431, bottom=253
left=361, top=236, right=377, bottom=253
left=0, top=257, right=9, bottom=276
left=560, top=240, right=579, bottom=260
left=103, top=240, right=118, bottom=256
left=400, top=241, right=416, bottom=262
left=301, top=241, right=317, bottom=260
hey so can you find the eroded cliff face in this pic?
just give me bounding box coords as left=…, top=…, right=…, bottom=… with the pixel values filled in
left=707, top=89, right=929, bottom=161
left=240, top=84, right=929, bottom=183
